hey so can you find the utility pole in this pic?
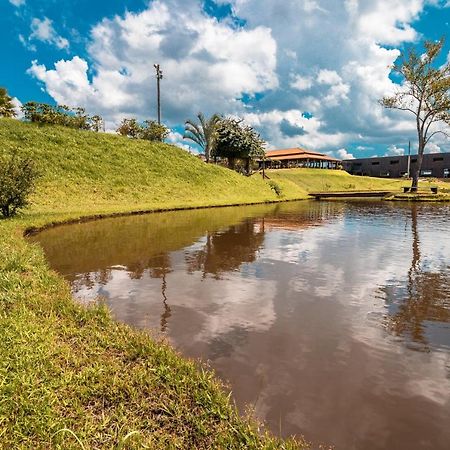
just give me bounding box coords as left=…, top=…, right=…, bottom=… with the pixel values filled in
left=154, top=64, right=163, bottom=124
left=407, top=140, right=411, bottom=178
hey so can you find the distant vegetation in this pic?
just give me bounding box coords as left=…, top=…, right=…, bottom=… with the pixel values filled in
left=116, top=117, right=169, bottom=142
left=184, top=113, right=265, bottom=174
left=0, top=87, right=16, bottom=118
left=21, top=101, right=104, bottom=131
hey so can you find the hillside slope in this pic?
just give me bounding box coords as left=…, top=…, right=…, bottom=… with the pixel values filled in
left=0, top=119, right=298, bottom=223
left=268, top=167, right=408, bottom=193
left=0, top=119, right=307, bottom=448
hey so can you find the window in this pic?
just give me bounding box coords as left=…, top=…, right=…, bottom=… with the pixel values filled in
left=433, top=157, right=444, bottom=162
left=390, top=160, right=399, bottom=165
left=411, top=158, right=417, bottom=163
left=371, top=161, right=380, bottom=166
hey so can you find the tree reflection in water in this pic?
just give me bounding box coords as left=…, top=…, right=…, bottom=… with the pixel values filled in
left=385, top=205, right=450, bottom=349
left=185, top=219, right=265, bottom=279
left=149, top=255, right=173, bottom=333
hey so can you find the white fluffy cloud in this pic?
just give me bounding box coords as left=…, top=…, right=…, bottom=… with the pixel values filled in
left=29, top=1, right=277, bottom=129
left=11, top=97, right=23, bottom=119
left=29, top=17, right=69, bottom=49
left=385, top=144, right=406, bottom=156
left=26, top=0, right=448, bottom=151
left=336, top=148, right=355, bottom=160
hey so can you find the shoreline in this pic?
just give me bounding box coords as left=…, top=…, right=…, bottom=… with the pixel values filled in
left=2, top=196, right=310, bottom=449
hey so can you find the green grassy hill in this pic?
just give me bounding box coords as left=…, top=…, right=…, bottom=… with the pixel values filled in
left=3, top=119, right=439, bottom=226
left=268, top=167, right=408, bottom=193
left=0, top=119, right=292, bottom=225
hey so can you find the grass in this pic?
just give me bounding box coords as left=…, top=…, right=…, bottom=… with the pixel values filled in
left=0, top=119, right=446, bottom=448
left=267, top=168, right=450, bottom=201
left=0, top=119, right=310, bottom=449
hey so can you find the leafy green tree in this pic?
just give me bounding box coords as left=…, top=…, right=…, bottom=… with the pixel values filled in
left=116, top=118, right=142, bottom=138
left=0, top=87, right=17, bottom=118
left=213, top=117, right=265, bottom=173
left=380, top=39, right=450, bottom=190
left=21, top=102, right=101, bottom=131
left=117, top=118, right=169, bottom=141
left=0, top=153, right=38, bottom=218
left=183, top=113, right=221, bottom=162
left=141, top=120, right=169, bottom=142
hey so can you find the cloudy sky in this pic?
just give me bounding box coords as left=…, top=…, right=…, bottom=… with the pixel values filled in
left=1, top=0, right=450, bottom=158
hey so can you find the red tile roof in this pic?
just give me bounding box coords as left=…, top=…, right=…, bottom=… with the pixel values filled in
left=265, top=147, right=340, bottom=161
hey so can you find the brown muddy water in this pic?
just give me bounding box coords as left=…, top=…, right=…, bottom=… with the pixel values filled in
left=30, top=201, right=450, bottom=449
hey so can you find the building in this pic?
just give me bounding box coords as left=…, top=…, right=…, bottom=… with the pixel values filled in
left=343, top=153, right=450, bottom=178
left=261, top=147, right=341, bottom=169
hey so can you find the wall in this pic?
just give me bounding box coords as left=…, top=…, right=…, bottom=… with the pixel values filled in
left=343, top=153, right=450, bottom=178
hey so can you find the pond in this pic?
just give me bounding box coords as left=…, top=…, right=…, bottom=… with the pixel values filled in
left=30, top=201, right=450, bottom=449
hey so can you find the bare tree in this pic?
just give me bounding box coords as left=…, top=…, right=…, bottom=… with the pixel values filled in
left=380, top=39, right=450, bottom=190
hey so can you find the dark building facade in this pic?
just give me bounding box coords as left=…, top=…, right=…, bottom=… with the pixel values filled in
left=343, top=152, right=450, bottom=178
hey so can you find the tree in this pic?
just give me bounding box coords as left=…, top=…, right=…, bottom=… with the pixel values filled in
left=380, top=39, right=450, bottom=190
left=90, top=115, right=104, bottom=132
left=117, top=118, right=169, bottom=141
left=21, top=101, right=103, bottom=131
left=183, top=113, right=221, bottom=162
left=0, top=153, right=38, bottom=218
left=0, top=87, right=17, bottom=118
left=140, top=120, right=169, bottom=142
left=213, top=117, right=265, bottom=173
left=116, top=118, right=141, bottom=138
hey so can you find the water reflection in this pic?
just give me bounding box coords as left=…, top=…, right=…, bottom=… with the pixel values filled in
left=185, top=221, right=265, bottom=279
left=30, top=201, right=450, bottom=449
left=383, top=205, right=450, bottom=351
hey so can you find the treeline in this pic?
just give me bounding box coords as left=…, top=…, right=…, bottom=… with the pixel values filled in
left=22, top=102, right=104, bottom=132
left=0, top=87, right=168, bottom=142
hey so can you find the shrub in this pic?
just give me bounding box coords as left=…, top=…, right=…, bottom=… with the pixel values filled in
left=21, top=102, right=103, bottom=131
left=116, top=118, right=169, bottom=142
left=0, top=153, right=38, bottom=218
left=0, top=87, right=16, bottom=118
left=268, top=180, right=283, bottom=196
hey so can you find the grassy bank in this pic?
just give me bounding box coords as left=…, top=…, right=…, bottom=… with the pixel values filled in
left=1, top=218, right=308, bottom=449
left=267, top=168, right=450, bottom=201
left=0, top=119, right=310, bottom=449
left=0, top=119, right=445, bottom=448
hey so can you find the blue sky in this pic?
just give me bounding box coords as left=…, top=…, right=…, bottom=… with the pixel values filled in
left=1, top=0, right=450, bottom=158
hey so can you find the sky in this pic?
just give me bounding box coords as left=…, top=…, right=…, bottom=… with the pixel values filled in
left=1, top=0, right=450, bottom=159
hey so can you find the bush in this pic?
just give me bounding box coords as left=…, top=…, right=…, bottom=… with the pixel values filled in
left=116, top=118, right=169, bottom=142
left=0, top=87, right=16, bottom=118
left=21, top=102, right=103, bottom=131
left=268, top=180, right=283, bottom=196
left=0, top=153, right=38, bottom=218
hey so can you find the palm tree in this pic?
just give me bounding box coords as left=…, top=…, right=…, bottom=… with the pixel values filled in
left=183, top=113, right=221, bottom=163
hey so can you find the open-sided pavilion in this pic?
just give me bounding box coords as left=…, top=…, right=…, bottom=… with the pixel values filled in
left=261, top=148, right=341, bottom=169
